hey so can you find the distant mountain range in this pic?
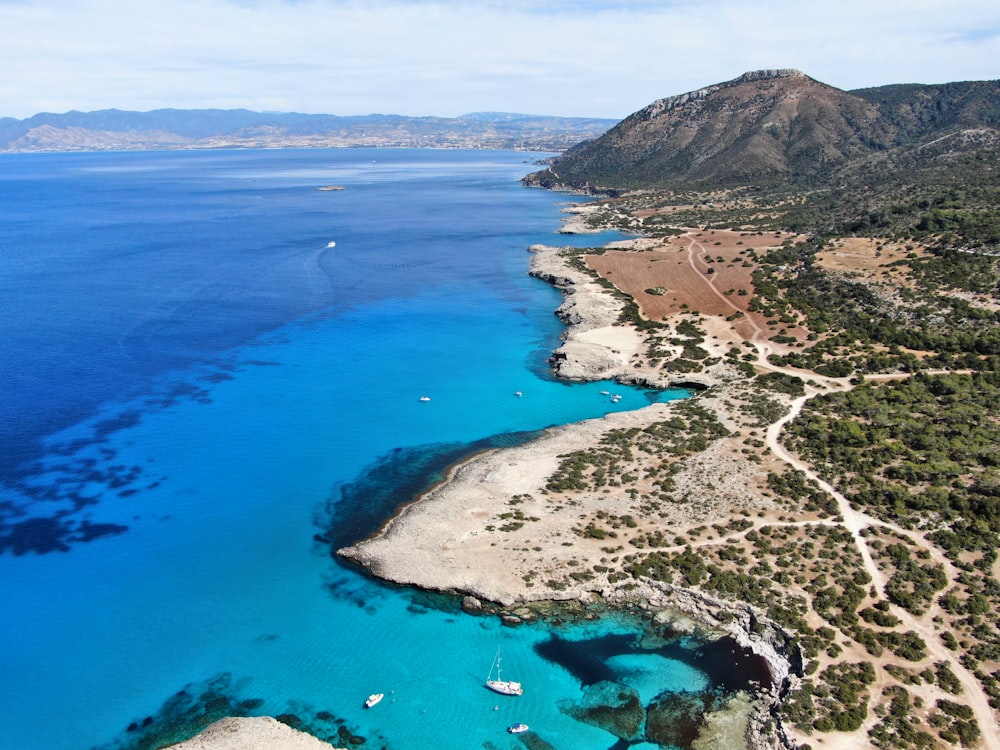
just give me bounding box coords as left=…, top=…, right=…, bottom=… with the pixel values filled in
left=8, top=71, right=998, bottom=215
left=0, top=109, right=619, bottom=153
left=523, top=69, right=1000, bottom=192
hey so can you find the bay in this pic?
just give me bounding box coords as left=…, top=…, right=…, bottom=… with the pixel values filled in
left=0, top=148, right=758, bottom=750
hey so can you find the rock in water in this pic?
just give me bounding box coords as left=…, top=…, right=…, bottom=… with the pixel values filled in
left=645, top=691, right=714, bottom=748
left=560, top=681, right=645, bottom=740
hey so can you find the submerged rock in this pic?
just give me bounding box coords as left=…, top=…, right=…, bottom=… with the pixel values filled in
left=692, top=692, right=752, bottom=750
left=645, top=691, right=715, bottom=749
left=560, top=680, right=645, bottom=740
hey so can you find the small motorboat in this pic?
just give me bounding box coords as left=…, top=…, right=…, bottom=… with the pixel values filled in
left=418, top=396, right=431, bottom=402
left=508, top=723, right=529, bottom=734
left=514, top=391, right=523, bottom=397
left=364, top=693, right=384, bottom=708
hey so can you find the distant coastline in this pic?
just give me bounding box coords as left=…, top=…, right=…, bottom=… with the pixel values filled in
left=0, top=108, right=617, bottom=154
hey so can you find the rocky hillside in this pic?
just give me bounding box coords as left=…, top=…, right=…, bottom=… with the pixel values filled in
left=523, top=69, right=1000, bottom=192
left=0, top=109, right=618, bottom=153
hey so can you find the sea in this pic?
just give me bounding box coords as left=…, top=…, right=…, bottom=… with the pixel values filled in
left=0, top=148, right=769, bottom=750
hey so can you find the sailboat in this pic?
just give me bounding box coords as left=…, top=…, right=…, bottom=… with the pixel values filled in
left=485, top=646, right=523, bottom=696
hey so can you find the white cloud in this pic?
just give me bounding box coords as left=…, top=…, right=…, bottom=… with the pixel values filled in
left=0, top=0, right=997, bottom=119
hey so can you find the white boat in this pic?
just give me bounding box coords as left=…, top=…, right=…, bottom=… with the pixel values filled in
left=326, top=241, right=337, bottom=248
left=485, top=647, right=523, bottom=696
left=364, top=692, right=384, bottom=708
left=508, top=723, right=529, bottom=734
left=418, top=396, right=431, bottom=402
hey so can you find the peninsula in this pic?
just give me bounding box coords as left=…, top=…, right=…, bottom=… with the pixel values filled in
left=342, top=69, right=1000, bottom=750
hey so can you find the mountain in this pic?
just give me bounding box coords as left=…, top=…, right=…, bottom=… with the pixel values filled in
left=0, top=109, right=619, bottom=153
left=522, top=70, right=1000, bottom=192
left=851, top=80, right=1000, bottom=137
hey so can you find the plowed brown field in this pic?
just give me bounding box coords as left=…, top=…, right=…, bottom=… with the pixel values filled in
left=586, top=229, right=801, bottom=342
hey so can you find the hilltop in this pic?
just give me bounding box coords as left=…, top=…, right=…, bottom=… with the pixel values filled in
left=523, top=69, right=1000, bottom=191
left=524, top=70, right=1000, bottom=250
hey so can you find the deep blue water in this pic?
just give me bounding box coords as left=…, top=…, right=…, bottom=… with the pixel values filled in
left=0, top=149, right=763, bottom=750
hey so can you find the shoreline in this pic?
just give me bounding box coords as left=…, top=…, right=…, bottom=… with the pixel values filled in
left=337, top=241, right=721, bottom=603
left=166, top=717, right=341, bottom=750
left=338, top=239, right=800, bottom=748
left=180, top=224, right=805, bottom=749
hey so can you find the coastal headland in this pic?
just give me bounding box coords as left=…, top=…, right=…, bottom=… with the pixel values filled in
left=340, top=200, right=1000, bottom=750
left=338, top=230, right=806, bottom=749
left=180, top=197, right=1000, bottom=749
left=167, top=717, right=339, bottom=750
left=338, top=238, right=765, bottom=606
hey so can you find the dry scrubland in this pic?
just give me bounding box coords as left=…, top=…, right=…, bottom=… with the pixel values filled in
left=344, top=199, right=1000, bottom=750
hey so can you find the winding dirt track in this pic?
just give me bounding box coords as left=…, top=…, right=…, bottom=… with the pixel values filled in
left=661, top=233, right=1000, bottom=747
left=767, top=398, right=1000, bottom=749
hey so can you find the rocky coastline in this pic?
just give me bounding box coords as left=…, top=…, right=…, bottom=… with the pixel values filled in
left=529, top=242, right=652, bottom=383
left=183, top=232, right=800, bottom=749
left=165, top=717, right=341, bottom=750
left=526, top=242, right=722, bottom=390
left=338, top=239, right=801, bottom=749
left=603, top=580, right=800, bottom=750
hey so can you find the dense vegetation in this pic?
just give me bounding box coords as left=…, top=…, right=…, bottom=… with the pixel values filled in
left=786, top=373, right=1000, bottom=556
left=753, top=243, right=1000, bottom=377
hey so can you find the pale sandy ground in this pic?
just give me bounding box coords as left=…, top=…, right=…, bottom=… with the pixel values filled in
left=338, top=241, right=735, bottom=604
left=166, top=717, right=340, bottom=750
left=342, top=401, right=689, bottom=605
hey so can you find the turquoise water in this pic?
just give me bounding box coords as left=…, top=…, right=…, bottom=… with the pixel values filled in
left=0, top=149, right=759, bottom=750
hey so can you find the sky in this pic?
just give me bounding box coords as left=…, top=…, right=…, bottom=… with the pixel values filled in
left=1, top=0, right=998, bottom=121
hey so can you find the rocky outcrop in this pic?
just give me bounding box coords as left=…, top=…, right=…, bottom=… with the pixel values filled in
left=527, top=242, right=725, bottom=390
left=528, top=243, right=645, bottom=382
left=605, top=579, right=801, bottom=750
left=642, top=69, right=807, bottom=119
left=164, top=717, right=341, bottom=750
left=606, top=580, right=799, bottom=685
